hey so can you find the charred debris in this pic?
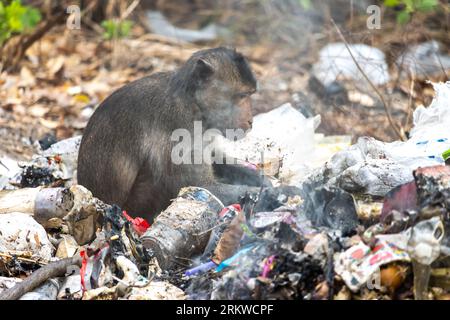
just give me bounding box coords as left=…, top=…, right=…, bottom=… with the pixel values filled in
left=1, top=83, right=450, bottom=300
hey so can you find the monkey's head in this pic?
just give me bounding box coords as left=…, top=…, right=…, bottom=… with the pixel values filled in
left=178, top=47, right=257, bottom=138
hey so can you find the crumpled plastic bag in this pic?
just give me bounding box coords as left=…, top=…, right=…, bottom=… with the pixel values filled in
left=38, top=135, right=81, bottom=181
left=314, top=81, right=450, bottom=196
left=0, top=212, right=54, bottom=260
left=312, top=43, right=390, bottom=87
left=396, top=41, right=450, bottom=79
left=411, top=81, right=450, bottom=139
left=146, top=11, right=220, bottom=43
left=10, top=136, right=81, bottom=188
left=215, top=103, right=321, bottom=184
left=0, top=157, right=20, bottom=190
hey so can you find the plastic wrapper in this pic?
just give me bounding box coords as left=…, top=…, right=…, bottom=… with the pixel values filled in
left=336, top=216, right=446, bottom=294
left=334, top=239, right=410, bottom=292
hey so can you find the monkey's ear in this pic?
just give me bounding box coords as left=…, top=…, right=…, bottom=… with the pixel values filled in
left=194, top=58, right=214, bottom=80
left=234, top=53, right=245, bottom=63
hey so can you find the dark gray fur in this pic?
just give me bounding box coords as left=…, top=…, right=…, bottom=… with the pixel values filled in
left=78, top=47, right=268, bottom=221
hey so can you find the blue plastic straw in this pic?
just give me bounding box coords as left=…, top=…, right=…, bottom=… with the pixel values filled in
left=184, top=260, right=217, bottom=277
left=215, top=245, right=255, bottom=272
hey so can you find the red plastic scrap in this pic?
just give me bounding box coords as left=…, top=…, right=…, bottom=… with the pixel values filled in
left=219, top=204, right=242, bottom=218
left=79, top=250, right=88, bottom=292
left=381, top=165, right=450, bottom=221
left=122, top=211, right=150, bottom=235
left=80, top=246, right=110, bottom=293
left=381, top=181, right=418, bottom=221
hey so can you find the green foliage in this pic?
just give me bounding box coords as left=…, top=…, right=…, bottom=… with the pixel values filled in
left=101, top=19, right=133, bottom=40
left=383, top=0, right=439, bottom=24
left=299, top=0, right=312, bottom=10
left=443, top=149, right=450, bottom=161
left=0, top=0, right=41, bottom=45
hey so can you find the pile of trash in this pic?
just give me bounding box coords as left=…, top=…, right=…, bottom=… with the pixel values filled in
left=0, top=82, right=450, bottom=300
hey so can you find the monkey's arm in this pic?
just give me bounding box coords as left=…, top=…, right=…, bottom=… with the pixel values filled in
left=212, top=162, right=272, bottom=187
left=205, top=183, right=259, bottom=206
left=205, top=182, right=300, bottom=212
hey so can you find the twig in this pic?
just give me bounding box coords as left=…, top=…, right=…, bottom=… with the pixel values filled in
left=0, top=160, right=8, bottom=171
left=0, top=256, right=82, bottom=300
left=423, top=32, right=448, bottom=79
left=71, top=0, right=104, bottom=35
left=403, top=72, right=416, bottom=130
left=388, top=30, right=411, bottom=134
left=0, top=252, right=48, bottom=266
left=120, top=0, right=141, bottom=21
left=330, top=19, right=406, bottom=141
left=81, top=0, right=102, bottom=16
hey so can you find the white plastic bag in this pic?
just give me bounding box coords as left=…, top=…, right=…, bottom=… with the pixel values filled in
left=215, top=103, right=320, bottom=184
left=319, top=81, right=450, bottom=196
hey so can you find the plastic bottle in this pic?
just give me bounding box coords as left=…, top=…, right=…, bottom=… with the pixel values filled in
left=141, top=187, right=224, bottom=270
left=407, top=217, right=445, bottom=300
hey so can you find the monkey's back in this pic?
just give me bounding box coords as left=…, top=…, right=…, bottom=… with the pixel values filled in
left=77, top=72, right=176, bottom=215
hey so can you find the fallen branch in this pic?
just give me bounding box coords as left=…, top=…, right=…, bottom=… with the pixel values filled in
left=0, top=256, right=82, bottom=300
